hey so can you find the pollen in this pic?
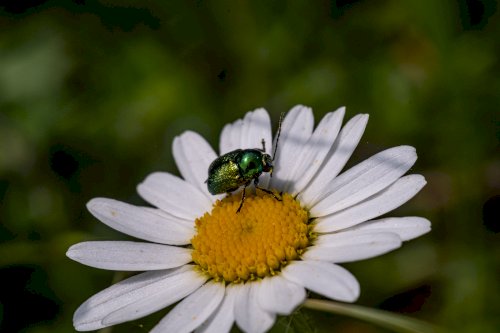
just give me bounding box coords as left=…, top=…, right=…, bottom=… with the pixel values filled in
left=191, top=191, right=311, bottom=283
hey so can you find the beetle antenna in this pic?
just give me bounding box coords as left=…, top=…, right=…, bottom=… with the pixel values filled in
left=272, top=112, right=285, bottom=161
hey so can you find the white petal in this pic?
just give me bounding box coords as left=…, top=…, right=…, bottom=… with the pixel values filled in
left=102, top=265, right=207, bottom=326
left=257, top=275, right=306, bottom=315
left=314, top=174, right=426, bottom=233
left=137, top=172, right=212, bottom=220
left=173, top=131, right=223, bottom=201
left=282, top=261, right=359, bottom=302
left=234, top=283, right=276, bottom=333
left=196, top=285, right=238, bottom=333
left=73, top=266, right=205, bottom=331
left=349, top=217, right=431, bottom=241
left=310, top=146, right=417, bottom=214
left=87, top=198, right=194, bottom=245
left=300, top=114, right=368, bottom=206
left=219, top=119, right=243, bottom=155
left=151, top=281, right=225, bottom=333
left=270, top=105, right=314, bottom=191
left=286, top=107, right=345, bottom=195
left=242, top=109, right=273, bottom=188
left=303, top=232, right=402, bottom=263
left=66, top=241, right=192, bottom=271
left=240, top=108, right=272, bottom=151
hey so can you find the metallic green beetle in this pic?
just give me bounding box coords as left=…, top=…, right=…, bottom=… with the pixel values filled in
left=206, top=113, right=284, bottom=213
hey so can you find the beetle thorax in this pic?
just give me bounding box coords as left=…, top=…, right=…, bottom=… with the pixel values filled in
left=237, top=150, right=267, bottom=181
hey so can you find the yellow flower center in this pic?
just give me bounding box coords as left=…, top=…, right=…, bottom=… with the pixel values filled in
left=191, top=191, right=311, bottom=283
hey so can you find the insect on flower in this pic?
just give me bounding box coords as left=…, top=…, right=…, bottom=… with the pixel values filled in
left=68, top=105, right=431, bottom=333
left=206, top=113, right=284, bottom=212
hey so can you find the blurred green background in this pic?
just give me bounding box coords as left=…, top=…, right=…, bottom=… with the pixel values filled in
left=0, top=0, right=499, bottom=332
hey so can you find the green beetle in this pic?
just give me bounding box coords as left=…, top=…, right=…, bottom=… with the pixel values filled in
left=206, top=113, right=284, bottom=212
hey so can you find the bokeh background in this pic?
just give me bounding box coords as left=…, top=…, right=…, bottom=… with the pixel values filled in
left=1, top=1, right=499, bottom=332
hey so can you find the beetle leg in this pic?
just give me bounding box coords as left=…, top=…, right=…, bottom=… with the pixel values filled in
left=254, top=178, right=282, bottom=201
left=256, top=186, right=282, bottom=201
left=237, top=182, right=251, bottom=213
left=261, top=138, right=266, bottom=152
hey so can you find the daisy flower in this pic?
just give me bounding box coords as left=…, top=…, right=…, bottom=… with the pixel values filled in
left=67, top=105, right=431, bottom=333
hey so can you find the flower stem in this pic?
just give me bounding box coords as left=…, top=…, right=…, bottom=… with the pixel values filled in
left=302, top=299, right=445, bottom=333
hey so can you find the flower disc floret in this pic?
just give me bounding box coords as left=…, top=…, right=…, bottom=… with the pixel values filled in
left=191, top=191, right=311, bottom=282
